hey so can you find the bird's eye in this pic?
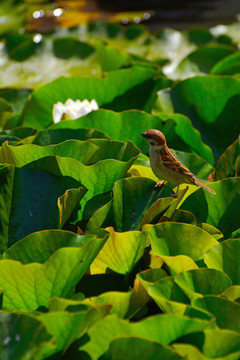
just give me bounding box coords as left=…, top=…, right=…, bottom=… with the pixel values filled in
left=150, top=141, right=155, bottom=146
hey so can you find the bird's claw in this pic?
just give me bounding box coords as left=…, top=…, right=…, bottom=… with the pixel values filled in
left=155, top=180, right=166, bottom=189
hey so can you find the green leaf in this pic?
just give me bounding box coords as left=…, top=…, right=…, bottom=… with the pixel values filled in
left=175, top=268, right=232, bottom=300
left=90, top=227, right=148, bottom=275
left=211, top=51, right=240, bottom=75
left=50, top=290, right=132, bottom=318
left=0, top=165, right=81, bottom=247
left=87, top=139, right=141, bottom=165
left=147, top=222, right=218, bottom=262
left=86, top=177, right=173, bottom=234
left=136, top=268, right=168, bottom=291
left=20, top=67, right=157, bottom=129
left=184, top=27, right=213, bottom=45
left=193, top=296, right=240, bottom=332
left=0, top=233, right=107, bottom=310
left=176, top=44, right=235, bottom=77
left=204, top=239, right=240, bottom=285
left=148, top=277, right=190, bottom=315
left=82, top=291, right=133, bottom=318
left=51, top=109, right=214, bottom=164
left=172, top=343, right=208, bottom=360
left=96, top=42, right=130, bottom=72
left=3, top=127, right=38, bottom=140
left=33, top=128, right=109, bottom=146
left=221, top=286, right=240, bottom=302
left=3, top=229, right=108, bottom=264
left=181, top=178, right=240, bottom=236
left=0, top=165, right=14, bottom=253
left=170, top=209, right=196, bottom=225
left=81, top=314, right=211, bottom=360
left=58, top=187, right=87, bottom=229
left=0, top=140, right=99, bottom=166
left=25, top=142, right=139, bottom=219
left=214, top=137, right=240, bottom=180
left=101, top=337, right=181, bottom=360
left=197, top=223, right=223, bottom=240
left=0, top=89, right=31, bottom=114
left=0, top=97, right=13, bottom=130
left=53, top=38, right=94, bottom=59
left=0, top=135, right=20, bottom=145
left=0, top=311, right=54, bottom=360
left=38, top=306, right=110, bottom=354
left=194, top=328, right=240, bottom=359
left=140, top=187, right=188, bottom=229
left=157, top=76, right=240, bottom=160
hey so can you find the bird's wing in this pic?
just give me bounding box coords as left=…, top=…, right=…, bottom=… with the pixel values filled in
left=161, top=146, right=196, bottom=180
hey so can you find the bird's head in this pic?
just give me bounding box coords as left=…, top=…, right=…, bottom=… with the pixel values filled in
left=140, top=129, right=166, bottom=149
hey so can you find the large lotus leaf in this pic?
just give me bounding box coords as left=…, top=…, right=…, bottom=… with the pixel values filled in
left=175, top=268, right=232, bottom=300
left=172, top=344, right=208, bottom=360
left=174, top=341, right=240, bottom=360
left=140, top=187, right=188, bottom=229
left=0, top=135, right=20, bottom=145
left=1, top=138, right=139, bottom=166
left=136, top=268, right=168, bottom=291
left=86, top=139, right=141, bottom=164
left=0, top=165, right=14, bottom=253
left=53, top=37, right=94, bottom=59
left=204, top=239, right=240, bottom=285
left=148, top=277, right=190, bottom=315
left=170, top=208, right=197, bottom=225
left=3, top=229, right=108, bottom=264
left=22, top=143, right=139, bottom=220
left=96, top=42, right=130, bottom=72
left=129, top=164, right=158, bottom=182
left=175, top=44, right=235, bottom=78
left=231, top=228, right=240, bottom=239
left=147, top=223, right=218, bottom=261
left=221, top=286, right=240, bottom=302
left=90, top=227, right=148, bottom=275
left=58, top=187, right=87, bottom=228
left=3, top=127, right=38, bottom=141
left=174, top=328, right=240, bottom=359
left=101, top=337, right=181, bottom=360
left=49, top=291, right=131, bottom=318
left=0, top=140, right=99, bottom=166
left=184, top=28, right=213, bottom=45
left=181, top=178, right=240, bottom=236
left=86, top=177, right=174, bottom=234
left=20, top=67, right=157, bottom=129
left=0, top=89, right=31, bottom=114
left=0, top=98, right=13, bottom=130
left=193, top=296, right=240, bottom=332
left=0, top=234, right=107, bottom=310
left=81, top=314, right=211, bottom=360
left=51, top=109, right=213, bottom=164
left=0, top=311, right=54, bottom=360
left=157, top=76, right=240, bottom=160
left=211, top=52, right=240, bottom=75
left=0, top=164, right=85, bottom=248
left=214, top=137, right=240, bottom=180
left=33, top=128, right=109, bottom=146
left=82, top=289, right=145, bottom=319
left=197, top=223, right=223, bottom=240
left=38, top=306, right=110, bottom=355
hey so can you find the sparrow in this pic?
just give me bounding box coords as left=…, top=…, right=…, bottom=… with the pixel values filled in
left=140, top=129, right=216, bottom=196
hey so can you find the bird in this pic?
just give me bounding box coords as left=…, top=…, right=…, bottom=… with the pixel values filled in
left=140, top=129, right=216, bottom=196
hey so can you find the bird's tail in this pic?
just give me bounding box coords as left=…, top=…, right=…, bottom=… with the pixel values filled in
left=195, top=180, right=216, bottom=195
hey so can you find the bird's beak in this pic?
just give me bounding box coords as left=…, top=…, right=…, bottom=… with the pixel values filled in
left=140, top=133, right=147, bottom=138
